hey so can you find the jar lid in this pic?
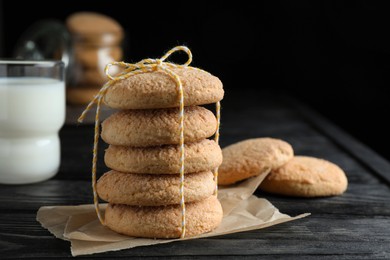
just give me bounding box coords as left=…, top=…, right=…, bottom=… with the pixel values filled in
left=13, top=19, right=72, bottom=79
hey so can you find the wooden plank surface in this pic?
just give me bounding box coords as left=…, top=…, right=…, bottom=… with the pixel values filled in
left=0, top=93, right=389, bottom=259
left=294, top=101, right=390, bottom=185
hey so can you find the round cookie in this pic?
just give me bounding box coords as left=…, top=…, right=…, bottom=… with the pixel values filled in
left=101, top=106, right=217, bottom=147
left=67, top=87, right=100, bottom=105
left=78, top=68, right=107, bottom=86
left=97, top=170, right=215, bottom=206
left=104, top=67, right=224, bottom=109
left=105, top=139, right=222, bottom=174
left=74, top=45, right=123, bottom=69
left=218, top=138, right=294, bottom=185
left=66, top=12, right=123, bottom=45
left=260, top=156, right=348, bottom=197
left=105, top=196, right=223, bottom=238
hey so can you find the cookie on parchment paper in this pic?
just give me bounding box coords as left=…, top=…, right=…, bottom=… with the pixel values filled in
left=218, top=138, right=294, bottom=185
left=104, top=196, right=223, bottom=238
left=260, top=156, right=348, bottom=197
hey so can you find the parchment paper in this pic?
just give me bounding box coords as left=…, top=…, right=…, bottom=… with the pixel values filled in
left=37, top=172, right=309, bottom=256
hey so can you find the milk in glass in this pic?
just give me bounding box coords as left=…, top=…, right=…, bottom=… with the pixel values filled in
left=0, top=77, right=65, bottom=184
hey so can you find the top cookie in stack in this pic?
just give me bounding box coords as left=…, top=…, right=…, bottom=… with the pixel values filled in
left=97, top=66, right=224, bottom=238
left=104, top=67, right=223, bottom=109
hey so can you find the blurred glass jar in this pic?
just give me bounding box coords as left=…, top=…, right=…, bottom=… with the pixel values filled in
left=14, top=12, right=124, bottom=107
left=14, top=20, right=72, bottom=81
left=66, top=12, right=124, bottom=105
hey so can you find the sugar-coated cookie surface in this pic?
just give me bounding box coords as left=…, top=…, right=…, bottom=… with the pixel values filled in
left=105, top=139, right=222, bottom=174
left=104, top=67, right=224, bottom=109
left=105, top=196, right=223, bottom=238
left=260, top=156, right=348, bottom=197
left=218, top=138, right=294, bottom=185
left=97, top=170, right=215, bottom=206
left=101, top=106, right=217, bottom=147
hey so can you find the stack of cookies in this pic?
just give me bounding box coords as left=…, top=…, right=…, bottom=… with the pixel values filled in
left=66, top=12, right=123, bottom=105
left=96, top=67, right=224, bottom=238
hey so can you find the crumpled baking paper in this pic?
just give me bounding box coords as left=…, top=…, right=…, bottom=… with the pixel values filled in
left=37, top=172, right=309, bottom=256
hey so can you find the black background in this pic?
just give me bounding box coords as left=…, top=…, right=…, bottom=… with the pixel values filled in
left=0, top=0, right=389, bottom=159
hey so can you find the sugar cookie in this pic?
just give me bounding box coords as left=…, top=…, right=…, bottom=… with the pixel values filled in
left=101, top=106, right=217, bottom=147
left=105, top=196, right=223, bottom=238
left=105, top=139, right=222, bottom=174
left=218, top=138, right=294, bottom=185
left=97, top=170, right=215, bottom=206
left=66, top=12, right=123, bottom=45
left=74, top=46, right=123, bottom=69
left=66, top=87, right=99, bottom=105
left=260, top=156, right=348, bottom=197
left=104, top=67, right=223, bottom=109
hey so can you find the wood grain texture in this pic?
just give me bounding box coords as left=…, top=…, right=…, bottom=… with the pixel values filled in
left=0, top=92, right=389, bottom=259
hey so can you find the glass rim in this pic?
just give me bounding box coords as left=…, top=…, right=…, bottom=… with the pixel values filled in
left=0, top=59, right=64, bottom=67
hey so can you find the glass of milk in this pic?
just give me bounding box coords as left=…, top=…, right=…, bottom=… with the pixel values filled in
left=0, top=60, right=65, bottom=184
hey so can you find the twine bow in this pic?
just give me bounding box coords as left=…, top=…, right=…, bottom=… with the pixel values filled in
left=78, top=46, right=220, bottom=239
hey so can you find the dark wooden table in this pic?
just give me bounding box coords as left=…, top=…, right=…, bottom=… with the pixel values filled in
left=1, top=92, right=389, bottom=259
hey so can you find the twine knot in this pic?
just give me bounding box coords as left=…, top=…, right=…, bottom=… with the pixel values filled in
left=79, top=46, right=192, bottom=122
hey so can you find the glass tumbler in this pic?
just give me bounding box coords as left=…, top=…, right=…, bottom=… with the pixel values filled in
left=0, top=60, right=65, bottom=184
